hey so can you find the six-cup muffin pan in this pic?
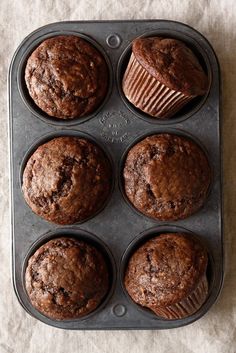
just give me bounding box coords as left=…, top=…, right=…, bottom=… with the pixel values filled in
left=9, top=20, right=223, bottom=329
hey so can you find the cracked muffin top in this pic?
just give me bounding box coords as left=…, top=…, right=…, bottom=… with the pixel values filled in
left=124, top=233, right=208, bottom=308
left=22, top=136, right=112, bottom=224
left=25, top=35, right=108, bottom=119
left=123, top=134, right=211, bottom=221
left=25, top=237, right=109, bottom=320
left=132, top=37, right=208, bottom=96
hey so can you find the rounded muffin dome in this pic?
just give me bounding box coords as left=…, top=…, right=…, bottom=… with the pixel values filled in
left=132, top=37, right=208, bottom=96
left=123, top=133, right=211, bottom=221
left=25, top=237, right=109, bottom=320
left=124, top=233, right=208, bottom=319
left=25, top=35, right=108, bottom=119
left=22, top=136, right=112, bottom=224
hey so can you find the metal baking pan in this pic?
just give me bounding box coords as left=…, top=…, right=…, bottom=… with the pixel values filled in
left=9, top=20, right=223, bottom=330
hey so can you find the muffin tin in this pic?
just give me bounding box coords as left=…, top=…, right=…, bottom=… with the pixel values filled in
left=9, top=20, right=223, bottom=329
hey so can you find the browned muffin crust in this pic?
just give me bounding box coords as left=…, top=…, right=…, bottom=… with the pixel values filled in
left=132, top=37, right=208, bottom=96
left=124, top=233, right=208, bottom=309
left=25, top=237, right=109, bottom=320
left=25, top=35, right=108, bottom=119
left=123, top=134, right=211, bottom=221
left=22, top=136, right=111, bottom=224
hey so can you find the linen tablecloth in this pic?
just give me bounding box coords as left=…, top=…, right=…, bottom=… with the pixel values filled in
left=1, top=1, right=236, bottom=352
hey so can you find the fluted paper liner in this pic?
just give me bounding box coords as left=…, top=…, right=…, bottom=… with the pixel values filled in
left=122, top=53, right=195, bottom=119
left=151, top=274, right=208, bottom=320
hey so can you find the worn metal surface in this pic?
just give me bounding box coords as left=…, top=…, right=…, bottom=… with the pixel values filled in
left=9, top=20, right=222, bottom=329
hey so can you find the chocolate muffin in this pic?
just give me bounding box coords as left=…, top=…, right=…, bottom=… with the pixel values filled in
left=122, top=37, right=208, bottom=119
left=25, top=237, right=109, bottom=320
left=124, top=233, right=208, bottom=319
left=22, top=136, right=111, bottom=224
left=25, top=35, right=108, bottom=119
left=123, top=134, right=211, bottom=221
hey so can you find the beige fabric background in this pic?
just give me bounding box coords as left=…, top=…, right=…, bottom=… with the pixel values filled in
left=1, top=0, right=235, bottom=352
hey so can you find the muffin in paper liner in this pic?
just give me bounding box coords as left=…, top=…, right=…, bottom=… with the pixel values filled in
left=122, top=53, right=194, bottom=119
left=151, top=274, right=208, bottom=320
left=122, top=37, right=208, bottom=119
left=124, top=233, right=209, bottom=320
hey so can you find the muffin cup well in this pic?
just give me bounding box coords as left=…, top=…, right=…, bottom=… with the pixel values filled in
left=22, top=228, right=116, bottom=322
left=119, top=129, right=213, bottom=222
left=20, top=130, right=115, bottom=225
left=17, top=31, right=113, bottom=126
left=120, top=225, right=214, bottom=321
left=117, top=30, right=212, bottom=124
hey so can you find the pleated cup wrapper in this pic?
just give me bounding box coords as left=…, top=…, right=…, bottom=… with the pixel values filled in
left=151, top=274, right=209, bottom=320
left=122, top=53, right=195, bottom=119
